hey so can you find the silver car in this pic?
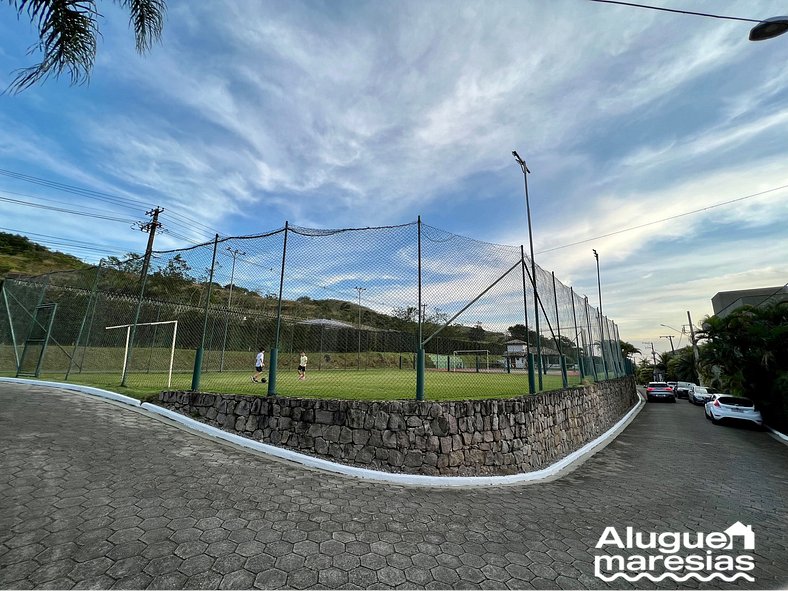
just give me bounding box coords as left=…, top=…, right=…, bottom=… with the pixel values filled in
left=688, top=385, right=712, bottom=405
left=705, top=395, right=763, bottom=427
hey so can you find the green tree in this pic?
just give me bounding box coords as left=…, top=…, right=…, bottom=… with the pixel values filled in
left=697, top=302, right=788, bottom=431
left=5, top=0, right=166, bottom=93
left=665, top=346, right=696, bottom=382
left=620, top=341, right=640, bottom=359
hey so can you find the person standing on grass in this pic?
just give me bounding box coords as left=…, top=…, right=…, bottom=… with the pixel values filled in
left=252, top=347, right=266, bottom=383
left=298, top=351, right=308, bottom=380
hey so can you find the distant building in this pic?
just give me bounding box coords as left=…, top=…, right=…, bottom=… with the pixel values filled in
left=711, top=286, right=788, bottom=318
left=503, top=339, right=559, bottom=370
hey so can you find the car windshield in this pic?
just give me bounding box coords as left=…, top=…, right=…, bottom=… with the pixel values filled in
left=719, top=396, right=754, bottom=407
left=694, top=387, right=708, bottom=394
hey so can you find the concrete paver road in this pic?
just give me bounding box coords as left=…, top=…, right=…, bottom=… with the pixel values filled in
left=1, top=382, right=786, bottom=589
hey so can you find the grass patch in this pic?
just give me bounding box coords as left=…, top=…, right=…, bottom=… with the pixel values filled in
left=1, top=368, right=581, bottom=402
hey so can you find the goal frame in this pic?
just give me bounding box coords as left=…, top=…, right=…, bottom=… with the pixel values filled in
left=105, top=320, right=178, bottom=387
left=451, top=349, right=490, bottom=371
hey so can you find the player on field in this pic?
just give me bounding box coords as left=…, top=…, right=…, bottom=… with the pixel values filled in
left=251, top=347, right=266, bottom=383
left=298, top=351, right=308, bottom=380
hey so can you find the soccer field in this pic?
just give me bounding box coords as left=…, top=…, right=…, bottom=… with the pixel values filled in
left=6, top=368, right=582, bottom=402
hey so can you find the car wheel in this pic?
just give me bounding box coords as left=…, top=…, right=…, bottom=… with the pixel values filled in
left=710, top=414, right=720, bottom=425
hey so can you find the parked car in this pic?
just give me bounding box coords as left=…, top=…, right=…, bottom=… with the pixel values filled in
left=705, top=396, right=763, bottom=427
left=646, top=382, right=676, bottom=402
left=667, top=381, right=678, bottom=393
left=675, top=381, right=695, bottom=399
left=688, top=385, right=712, bottom=405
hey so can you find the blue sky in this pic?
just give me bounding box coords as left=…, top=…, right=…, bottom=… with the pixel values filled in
left=1, top=0, right=787, bottom=355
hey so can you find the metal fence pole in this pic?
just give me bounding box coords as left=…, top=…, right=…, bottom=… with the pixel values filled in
left=520, top=245, right=534, bottom=394
left=551, top=272, right=568, bottom=388
left=584, top=296, right=598, bottom=381
left=66, top=262, right=102, bottom=380
left=122, top=266, right=149, bottom=387
left=570, top=287, right=584, bottom=379
left=268, top=223, right=289, bottom=396
left=416, top=216, right=425, bottom=401
left=0, top=280, right=21, bottom=370
left=191, top=234, right=219, bottom=391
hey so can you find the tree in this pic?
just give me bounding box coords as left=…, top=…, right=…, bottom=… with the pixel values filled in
left=620, top=341, right=640, bottom=359
left=468, top=322, right=485, bottom=342
left=5, top=0, right=166, bottom=94
left=665, top=346, right=695, bottom=382
left=697, top=302, right=788, bottom=431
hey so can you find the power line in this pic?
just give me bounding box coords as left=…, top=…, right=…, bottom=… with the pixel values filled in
left=0, top=167, right=226, bottom=239
left=586, top=0, right=762, bottom=24
left=537, top=183, right=788, bottom=255
left=0, top=193, right=136, bottom=223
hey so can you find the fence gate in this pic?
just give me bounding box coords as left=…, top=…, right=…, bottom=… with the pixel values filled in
left=16, top=303, right=58, bottom=378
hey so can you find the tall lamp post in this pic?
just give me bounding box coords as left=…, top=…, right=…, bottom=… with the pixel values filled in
left=592, top=249, right=610, bottom=379
left=512, top=150, right=543, bottom=389
left=220, top=247, right=245, bottom=372
left=354, top=286, right=366, bottom=371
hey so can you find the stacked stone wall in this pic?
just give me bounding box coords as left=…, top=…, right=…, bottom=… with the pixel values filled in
left=158, top=377, right=637, bottom=476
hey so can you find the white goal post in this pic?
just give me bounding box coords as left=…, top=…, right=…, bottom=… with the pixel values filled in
left=105, top=320, right=178, bottom=387
left=451, top=349, right=490, bottom=371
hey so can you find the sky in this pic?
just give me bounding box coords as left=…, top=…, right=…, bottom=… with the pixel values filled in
left=1, top=0, right=787, bottom=356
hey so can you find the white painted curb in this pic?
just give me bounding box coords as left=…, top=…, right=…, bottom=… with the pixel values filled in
left=0, top=376, right=140, bottom=407
left=767, top=426, right=788, bottom=443
left=1, top=377, right=644, bottom=488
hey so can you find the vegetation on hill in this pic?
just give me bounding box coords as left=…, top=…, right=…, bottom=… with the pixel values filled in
left=0, top=232, right=88, bottom=277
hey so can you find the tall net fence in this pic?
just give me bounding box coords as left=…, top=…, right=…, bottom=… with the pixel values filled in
left=0, top=221, right=627, bottom=400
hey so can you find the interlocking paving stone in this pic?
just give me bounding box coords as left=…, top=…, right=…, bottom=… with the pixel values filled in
left=1, top=383, right=787, bottom=590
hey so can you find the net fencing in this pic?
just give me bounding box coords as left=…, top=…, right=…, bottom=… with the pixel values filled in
left=0, top=220, right=628, bottom=399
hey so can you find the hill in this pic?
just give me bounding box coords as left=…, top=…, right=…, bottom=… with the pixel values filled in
left=0, top=232, right=89, bottom=277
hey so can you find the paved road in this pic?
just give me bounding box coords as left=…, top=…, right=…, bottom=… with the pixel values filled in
left=1, top=382, right=786, bottom=590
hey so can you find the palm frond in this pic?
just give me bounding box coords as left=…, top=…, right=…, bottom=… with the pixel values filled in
left=6, top=0, right=99, bottom=94
left=115, top=0, right=165, bottom=53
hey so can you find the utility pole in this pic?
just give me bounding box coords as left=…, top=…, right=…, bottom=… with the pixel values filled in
left=687, top=310, right=702, bottom=385
left=659, top=335, right=675, bottom=352
left=138, top=207, right=164, bottom=281
left=355, top=287, right=366, bottom=370
left=642, top=341, right=658, bottom=379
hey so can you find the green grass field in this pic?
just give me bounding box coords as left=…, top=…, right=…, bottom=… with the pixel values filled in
left=1, top=368, right=584, bottom=402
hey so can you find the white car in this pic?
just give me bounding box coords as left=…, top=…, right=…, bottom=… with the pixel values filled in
left=705, top=395, right=763, bottom=427
left=688, top=385, right=712, bottom=405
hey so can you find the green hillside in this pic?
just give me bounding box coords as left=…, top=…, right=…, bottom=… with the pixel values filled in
left=0, top=232, right=88, bottom=277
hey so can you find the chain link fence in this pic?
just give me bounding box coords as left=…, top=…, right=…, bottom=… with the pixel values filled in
left=0, top=220, right=627, bottom=400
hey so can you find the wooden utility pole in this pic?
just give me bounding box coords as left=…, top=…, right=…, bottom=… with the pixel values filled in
left=139, top=207, right=164, bottom=281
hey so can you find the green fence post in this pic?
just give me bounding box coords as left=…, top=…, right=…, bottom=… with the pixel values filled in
left=191, top=234, right=219, bottom=391
left=528, top=353, right=536, bottom=394
left=560, top=355, right=568, bottom=387
left=66, top=262, right=102, bottom=380
left=519, top=246, right=534, bottom=394
left=268, top=222, right=289, bottom=397
left=122, top=267, right=148, bottom=387
left=570, top=287, right=584, bottom=380
left=416, top=216, right=423, bottom=401
left=416, top=348, right=425, bottom=401
left=584, top=296, right=598, bottom=381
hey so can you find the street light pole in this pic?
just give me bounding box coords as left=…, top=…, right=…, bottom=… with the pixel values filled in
left=513, top=150, right=542, bottom=389
left=593, top=249, right=610, bottom=379
left=354, top=286, right=366, bottom=371
left=220, top=247, right=245, bottom=372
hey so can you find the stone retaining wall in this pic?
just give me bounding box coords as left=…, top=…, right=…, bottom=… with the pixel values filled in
left=157, top=376, right=637, bottom=476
